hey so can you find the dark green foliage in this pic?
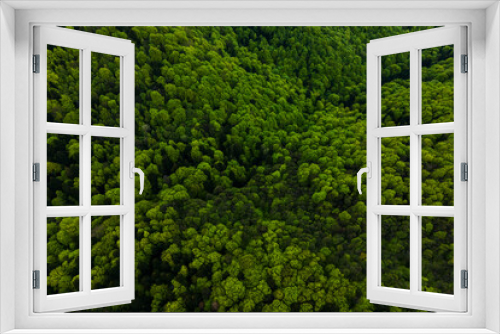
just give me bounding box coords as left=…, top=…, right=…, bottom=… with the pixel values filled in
left=91, top=52, right=121, bottom=127
left=47, top=134, right=79, bottom=206
left=422, top=46, right=454, bottom=124
left=381, top=136, right=411, bottom=205
left=422, top=134, right=454, bottom=206
left=421, top=217, right=454, bottom=294
left=45, top=26, right=454, bottom=312
left=47, top=217, right=80, bottom=294
left=381, top=52, right=410, bottom=127
left=91, top=216, right=121, bottom=289
left=91, top=137, right=121, bottom=205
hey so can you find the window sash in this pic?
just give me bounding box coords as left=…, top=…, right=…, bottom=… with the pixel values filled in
left=366, top=26, right=468, bottom=312
left=32, top=26, right=136, bottom=313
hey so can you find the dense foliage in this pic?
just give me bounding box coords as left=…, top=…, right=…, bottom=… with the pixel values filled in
left=45, top=26, right=455, bottom=312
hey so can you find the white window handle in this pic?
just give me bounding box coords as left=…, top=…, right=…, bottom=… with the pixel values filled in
left=357, top=162, right=372, bottom=194
left=129, top=161, right=144, bottom=195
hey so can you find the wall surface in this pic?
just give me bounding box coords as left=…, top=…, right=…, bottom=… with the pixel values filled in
left=3, top=3, right=494, bottom=332
left=0, top=2, right=16, bottom=333
left=486, top=2, right=500, bottom=333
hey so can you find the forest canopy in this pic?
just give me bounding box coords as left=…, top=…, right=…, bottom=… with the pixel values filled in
left=45, top=26, right=454, bottom=312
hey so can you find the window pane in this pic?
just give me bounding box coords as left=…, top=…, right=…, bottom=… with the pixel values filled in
left=91, top=137, right=120, bottom=205
left=421, top=217, right=454, bottom=294
left=381, top=215, right=410, bottom=290
left=421, top=45, right=454, bottom=124
left=47, top=134, right=80, bottom=206
left=70, top=25, right=446, bottom=313
left=47, top=217, right=80, bottom=295
left=381, top=52, right=410, bottom=127
left=47, top=45, right=80, bottom=124
left=422, top=133, right=454, bottom=206
left=92, top=52, right=121, bottom=127
left=91, top=216, right=121, bottom=290
left=381, top=136, right=410, bottom=205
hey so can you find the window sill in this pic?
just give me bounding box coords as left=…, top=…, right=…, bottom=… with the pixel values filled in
left=3, top=329, right=497, bottom=334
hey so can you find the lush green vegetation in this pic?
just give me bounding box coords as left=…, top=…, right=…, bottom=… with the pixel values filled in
left=45, top=26, right=455, bottom=312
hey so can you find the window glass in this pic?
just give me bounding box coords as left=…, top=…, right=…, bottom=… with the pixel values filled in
left=422, top=134, right=454, bottom=206
left=91, top=52, right=121, bottom=127
left=421, top=46, right=454, bottom=124
left=382, top=136, right=411, bottom=205
left=47, top=217, right=80, bottom=295
left=91, top=137, right=121, bottom=205
left=91, top=216, right=121, bottom=290
left=381, top=216, right=410, bottom=290
left=381, top=52, right=410, bottom=127
left=421, top=217, right=454, bottom=294
left=47, top=45, right=80, bottom=124
left=47, top=134, right=80, bottom=206
left=54, top=26, right=440, bottom=313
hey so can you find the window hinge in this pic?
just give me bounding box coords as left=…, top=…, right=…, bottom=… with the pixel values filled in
left=461, top=162, right=468, bottom=181
left=33, top=270, right=40, bottom=289
left=461, top=270, right=468, bottom=289
left=461, top=54, right=468, bottom=73
left=33, top=54, right=40, bottom=73
left=33, top=163, right=40, bottom=182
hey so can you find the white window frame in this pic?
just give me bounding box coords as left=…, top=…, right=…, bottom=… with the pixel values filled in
left=366, top=26, right=468, bottom=312
left=33, top=26, right=136, bottom=313
left=1, top=1, right=499, bottom=333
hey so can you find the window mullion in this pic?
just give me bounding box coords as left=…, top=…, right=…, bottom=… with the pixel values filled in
left=82, top=48, right=92, bottom=294
left=416, top=48, right=423, bottom=294
left=78, top=48, right=85, bottom=293
left=409, top=47, right=421, bottom=294
left=373, top=205, right=454, bottom=217
left=82, top=48, right=91, bottom=208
